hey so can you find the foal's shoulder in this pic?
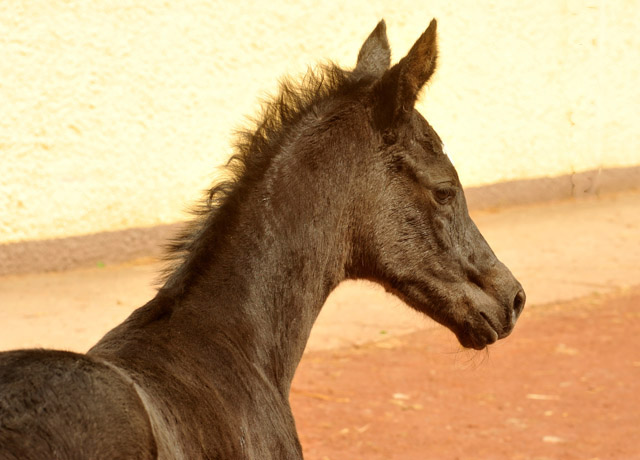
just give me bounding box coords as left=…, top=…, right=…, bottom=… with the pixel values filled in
left=0, top=349, right=157, bottom=460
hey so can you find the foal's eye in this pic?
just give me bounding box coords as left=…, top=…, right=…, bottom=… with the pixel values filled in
left=434, top=187, right=455, bottom=205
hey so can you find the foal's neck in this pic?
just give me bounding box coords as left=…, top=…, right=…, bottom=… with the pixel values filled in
left=165, top=151, right=353, bottom=394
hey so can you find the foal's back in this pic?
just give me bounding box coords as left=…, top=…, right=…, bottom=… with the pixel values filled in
left=0, top=350, right=156, bottom=460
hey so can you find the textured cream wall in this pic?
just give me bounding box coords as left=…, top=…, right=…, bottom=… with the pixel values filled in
left=1, top=0, right=639, bottom=243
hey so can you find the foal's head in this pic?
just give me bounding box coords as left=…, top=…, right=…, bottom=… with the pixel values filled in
left=346, top=20, right=525, bottom=349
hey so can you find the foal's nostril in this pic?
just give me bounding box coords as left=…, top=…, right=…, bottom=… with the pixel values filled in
left=513, top=289, right=526, bottom=316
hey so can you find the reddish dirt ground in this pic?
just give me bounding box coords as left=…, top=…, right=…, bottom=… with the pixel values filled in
left=291, top=287, right=640, bottom=460
left=1, top=193, right=639, bottom=459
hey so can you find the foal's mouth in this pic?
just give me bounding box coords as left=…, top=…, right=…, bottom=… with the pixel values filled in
left=456, top=309, right=514, bottom=350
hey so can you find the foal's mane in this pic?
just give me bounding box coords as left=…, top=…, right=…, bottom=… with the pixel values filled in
left=161, top=63, right=361, bottom=288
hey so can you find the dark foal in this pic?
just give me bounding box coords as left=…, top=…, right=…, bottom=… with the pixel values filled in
left=0, top=19, right=524, bottom=459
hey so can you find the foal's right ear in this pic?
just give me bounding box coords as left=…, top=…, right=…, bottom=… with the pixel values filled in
left=354, top=20, right=391, bottom=79
left=375, top=19, right=438, bottom=129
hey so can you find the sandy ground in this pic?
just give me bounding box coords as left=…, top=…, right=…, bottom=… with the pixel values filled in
left=1, top=191, right=638, bottom=353
left=0, top=191, right=639, bottom=458
left=292, top=286, right=640, bottom=460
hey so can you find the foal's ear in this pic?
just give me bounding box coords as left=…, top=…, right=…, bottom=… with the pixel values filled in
left=376, top=19, right=438, bottom=127
left=354, top=20, right=391, bottom=78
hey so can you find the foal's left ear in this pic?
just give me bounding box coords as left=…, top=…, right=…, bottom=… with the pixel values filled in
left=376, top=19, right=438, bottom=126
left=354, top=20, right=391, bottom=78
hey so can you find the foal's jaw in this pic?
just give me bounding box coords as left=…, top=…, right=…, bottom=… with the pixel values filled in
left=385, top=252, right=526, bottom=350
left=391, top=280, right=521, bottom=350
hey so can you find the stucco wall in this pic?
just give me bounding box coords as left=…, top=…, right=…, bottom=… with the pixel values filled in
left=1, top=0, right=639, bottom=244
